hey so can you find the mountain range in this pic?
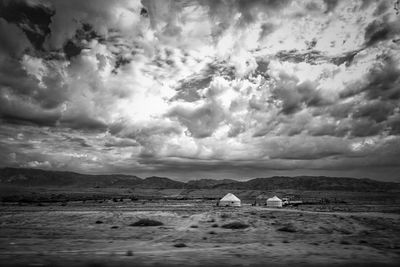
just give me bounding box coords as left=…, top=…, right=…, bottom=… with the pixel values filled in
left=0, top=167, right=399, bottom=192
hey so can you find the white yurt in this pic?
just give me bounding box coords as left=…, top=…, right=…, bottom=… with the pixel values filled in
left=219, top=193, right=241, bottom=207
left=266, top=196, right=283, bottom=207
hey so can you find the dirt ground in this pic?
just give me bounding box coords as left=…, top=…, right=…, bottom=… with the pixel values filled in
left=0, top=200, right=399, bottom=267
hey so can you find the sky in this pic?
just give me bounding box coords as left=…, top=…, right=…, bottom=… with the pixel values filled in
left=0, top=0, right=400, bottom=182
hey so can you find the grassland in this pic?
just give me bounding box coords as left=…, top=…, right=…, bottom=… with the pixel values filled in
left=0, top=195, right=399, bottom=267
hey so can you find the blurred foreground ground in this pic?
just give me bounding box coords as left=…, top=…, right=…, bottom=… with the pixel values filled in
left=0, top=200, right=399, bottom=267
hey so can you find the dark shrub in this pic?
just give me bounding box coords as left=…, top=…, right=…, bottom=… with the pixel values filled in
left=211, top=223, right=219, bottom=228
left=95, top=220, right=103, bottom=224
left=337, top=228, right=352, bottom=235
left=173, top=243, right=187, bottom=248
left=221, top=222, right=249, bottom=229
left=190, top=225, right=198, bottom=228
left=360, top=230, right=371, bottom=235
left=208, top=231, right=216, bottom=235
left=126, top=250, right=133, bottom=256
left=129, top=219, right=163, bottom=227
left=111, top=226, right=119, bottom=229
left=277, top=225, right=296, bottom=233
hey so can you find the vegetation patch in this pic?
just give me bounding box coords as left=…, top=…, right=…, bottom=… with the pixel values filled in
left=211, top=223, right=219, bottom=228
left=220, top=213, right=230, bottom=219
left=173, top=243, right=187, bottom=248
left=334, top=226, right=352, bottom=234
left=129, top=219, right=163, bottom=227
left=126, top=250, right=133, bottom=256
left=277, top=224, right=297, bottom=233
left=190, top=225, right=198, bottom=228
left=221, top=222, right=249, bottom=229
left=95, top=220, right=103, bottom=224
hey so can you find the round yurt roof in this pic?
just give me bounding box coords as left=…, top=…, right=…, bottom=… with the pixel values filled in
left=267, top=196, right=282, bottom=201
left=220, top=193, right=240, bottom=202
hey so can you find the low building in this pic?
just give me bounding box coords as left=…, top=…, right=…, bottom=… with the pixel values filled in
left=266, top=196, right=283, bottom=207
left=219, top=193, right=241, bottom=207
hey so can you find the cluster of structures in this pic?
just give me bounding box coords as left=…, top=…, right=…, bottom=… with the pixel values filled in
left=218, top=193, right=288, bottom=207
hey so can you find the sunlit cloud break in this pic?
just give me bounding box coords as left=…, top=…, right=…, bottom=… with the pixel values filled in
left=0, top=0, right=400, bottom=181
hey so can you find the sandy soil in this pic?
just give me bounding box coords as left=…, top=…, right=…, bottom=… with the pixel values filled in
left=0, top=200, right=399, bottom=266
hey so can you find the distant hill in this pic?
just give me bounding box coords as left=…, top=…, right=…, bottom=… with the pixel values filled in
left=212, top=176, right=400, bottom=192
left=186, top=179, right=237, bottom=189
left=138, top=176, right=185, bottom=189
left=0, top=167, right=142, bottom=188
left=0, top=167, right=399, bottom=192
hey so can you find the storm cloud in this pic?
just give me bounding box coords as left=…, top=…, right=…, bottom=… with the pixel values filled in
left=0, top=0, right=400, bottom=181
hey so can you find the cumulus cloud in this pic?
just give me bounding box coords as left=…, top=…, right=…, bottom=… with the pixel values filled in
left=364, top=18, right=400, bottom=47
left=0, top=0, right=399, bottom=180
left=0, top=1, right=53, bottom=51
left=0, top=18, right=32, bottom=56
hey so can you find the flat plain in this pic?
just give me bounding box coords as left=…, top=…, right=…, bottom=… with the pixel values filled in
left=0, top=196, right=399, bottom=267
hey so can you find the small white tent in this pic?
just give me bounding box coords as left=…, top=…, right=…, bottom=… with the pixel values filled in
left=219, top=193, right=241, bottom=207
left=266, top=196, right=282, bottom=207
